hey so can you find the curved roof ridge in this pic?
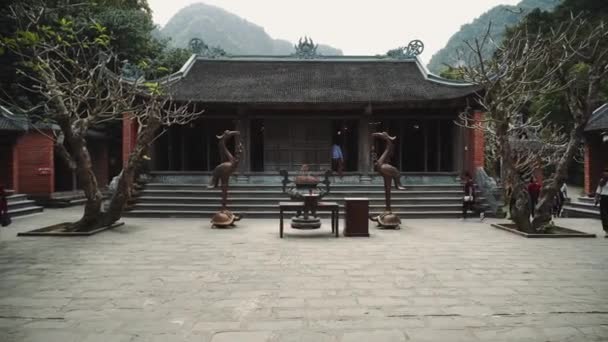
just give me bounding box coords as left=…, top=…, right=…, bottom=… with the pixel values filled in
left=161, top=54, right=480, bottom=103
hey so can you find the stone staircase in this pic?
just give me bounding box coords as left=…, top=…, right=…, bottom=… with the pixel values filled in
left=38, top=189, right=110, bottom=208
left=125, top=173, right=478, bottom=219
left=563, top=197, right=600, bottom=219
left=6, top=190, right=44, bottom=218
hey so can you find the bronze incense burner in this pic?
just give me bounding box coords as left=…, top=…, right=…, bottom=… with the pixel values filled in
left=280, top=166, right=331, bottom=229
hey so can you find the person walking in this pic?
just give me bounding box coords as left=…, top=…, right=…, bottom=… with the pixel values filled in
left=555, top=179, right=568, bottom=217
left=331, top=142, right=344, bottom=178
left=0, top=185, right=10, bottom=227
left=527, top=176, right=541, bottom=217
left=595, top=168, right=608, bottom=237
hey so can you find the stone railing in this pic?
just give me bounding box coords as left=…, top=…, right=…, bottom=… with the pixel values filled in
left=474, top=167, right=506, bottom=218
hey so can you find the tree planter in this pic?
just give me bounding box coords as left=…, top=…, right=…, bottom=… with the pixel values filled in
left=491, top=223, right=596, bottom=238
left=17, top=222, right=124, bottom=237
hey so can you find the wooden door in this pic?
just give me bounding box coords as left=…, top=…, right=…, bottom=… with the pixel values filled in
left=264, top=119, right=331, bottom=171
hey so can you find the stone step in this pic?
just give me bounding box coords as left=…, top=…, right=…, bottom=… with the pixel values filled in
left=7, top=200, right=39, bottom=211
left=44, top=197, right=88, bottom=208
left=131, top=203, right=464, bottom=212
left=139, top=189, right=465, bottom=198
left=6, top=205, right=44, bottom=218
left=576, top=197, right=596, bottom=204
left=563, top=205, right=600, bottom=219
left=5, top=192, right=44, bottom=218
left=7, top=194, right=29, bottom=203
left=124, top=209, right=464, bottom=219
left=567, top=202, right=599, bottom=211
left=144, top=183, right=464, bottom=191
left=135, top=196, right=464, bottom=205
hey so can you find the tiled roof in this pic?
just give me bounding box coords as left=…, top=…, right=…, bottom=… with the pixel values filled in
left=167, top=56, right=479, bottom=104
left=0, top=106, right=28, bottom=131
left=585, top=103, right=608, bottom=132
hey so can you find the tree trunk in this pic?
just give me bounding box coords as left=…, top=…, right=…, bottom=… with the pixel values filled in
left=497, top=122, right=533, bottom=232
left=70, top=137, right=104, bottom=231
left=101, top=117, right=161, bottom=226
left=532, top=123, right=585, bottom=230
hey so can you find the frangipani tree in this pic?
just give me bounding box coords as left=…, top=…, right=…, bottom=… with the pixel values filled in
left=1, top=3, right=201, bottom=231
left=457, top=14, right=608, bottom=232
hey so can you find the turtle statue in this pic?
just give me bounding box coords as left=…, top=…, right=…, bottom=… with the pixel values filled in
left=369, top=132, right=405, bottom=229
left=209, top=130, right=243, bottom=228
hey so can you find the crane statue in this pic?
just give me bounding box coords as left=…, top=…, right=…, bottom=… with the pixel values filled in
left=370, top=132, right=405, bottom=229
left=209, top=130, right=242, bottom=228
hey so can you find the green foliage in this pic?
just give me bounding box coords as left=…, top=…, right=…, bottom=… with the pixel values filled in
left=160, top=3, right=342, bottom=55
left=428, top=0, right=560, bottom=74
left=438, top=66, right=466, bottom=81
left=149, top=47, right=191, bottom=78
left=94, top=7, right=163, bottom=62
left=518, top=1, right=608, bottom=129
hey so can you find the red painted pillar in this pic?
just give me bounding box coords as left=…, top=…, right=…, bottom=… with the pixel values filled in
left=122, top=112, right=138, bottom=166
left=14, top=130, right=54, bottom=195
left=12, top=141, right=18, bottom=191
left=584, top=145, right=591, bottom=195
left=470, top=110, right=485, bottom=172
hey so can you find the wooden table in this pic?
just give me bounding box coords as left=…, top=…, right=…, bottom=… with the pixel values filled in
left=279, top=201, right=339, bottom=238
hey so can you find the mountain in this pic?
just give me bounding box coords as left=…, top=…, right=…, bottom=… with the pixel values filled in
left=427, top=0, right=560, bottom=74
left=160, top=3, right=342, bottom=56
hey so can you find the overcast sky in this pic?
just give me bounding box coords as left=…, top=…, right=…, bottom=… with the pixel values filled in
left=148, top=0, right=521, bottom=63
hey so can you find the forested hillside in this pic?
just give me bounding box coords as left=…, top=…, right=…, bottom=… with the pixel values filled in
left=427, top=0, right=560, bottom=74
left=161, top=3, right=342, bottom=55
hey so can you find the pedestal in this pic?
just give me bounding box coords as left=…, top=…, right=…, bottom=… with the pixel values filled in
left=344, top=197, right=369, bottom=237
left=291, top=193, right=321, bottom=229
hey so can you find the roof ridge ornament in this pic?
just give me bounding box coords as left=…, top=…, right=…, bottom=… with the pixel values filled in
left=189, top=37, right=227, bottom=59
left=386, top=39, right=424, bottom=59
left=294, top=36, right=318, bottom=59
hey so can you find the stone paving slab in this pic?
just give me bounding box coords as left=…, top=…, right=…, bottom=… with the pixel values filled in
left=0, top=207, right=607, bottom=341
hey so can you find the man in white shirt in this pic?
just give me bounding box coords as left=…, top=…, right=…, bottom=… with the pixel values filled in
left=595, top=168, right=608, bottom=237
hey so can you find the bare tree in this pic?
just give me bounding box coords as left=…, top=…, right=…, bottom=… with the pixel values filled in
left=531, top=17, right=608, bottom=229
left=2, top=3, right=201, bottom=231
left=455, top=16, right=602, bottom=232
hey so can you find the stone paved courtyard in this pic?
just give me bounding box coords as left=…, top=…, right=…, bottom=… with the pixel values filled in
left=0, top=207, right=607, bottom=342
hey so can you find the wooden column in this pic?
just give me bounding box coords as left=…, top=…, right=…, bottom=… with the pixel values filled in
left=358, top=111, right=372, bottom=182
left=122, top=112, right=138, bottom=166
left=236, top=110, right=251, bottom=183
left=423, top=120, right=428, bottom=172
left=437, top=121, right=442, bottom=172
left=180, top=126, right=187, bottom=171
left=167, top=128, right=174, bottom=171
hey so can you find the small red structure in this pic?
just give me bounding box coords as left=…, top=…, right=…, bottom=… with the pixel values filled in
left=584, top=104, right=608, bottom=196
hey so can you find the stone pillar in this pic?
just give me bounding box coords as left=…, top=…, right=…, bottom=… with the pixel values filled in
left=122, top=112, right=138, bottom=166
left=14, top=130, right=55, bottom=195
left=236, top=110, right=250, bottom=183
left=358, top=114, right=372, bottom=183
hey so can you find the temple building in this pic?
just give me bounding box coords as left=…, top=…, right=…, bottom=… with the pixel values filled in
left=2, top=41, right=489, bottom=218
left=135, top=48, right=484, bottom=180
